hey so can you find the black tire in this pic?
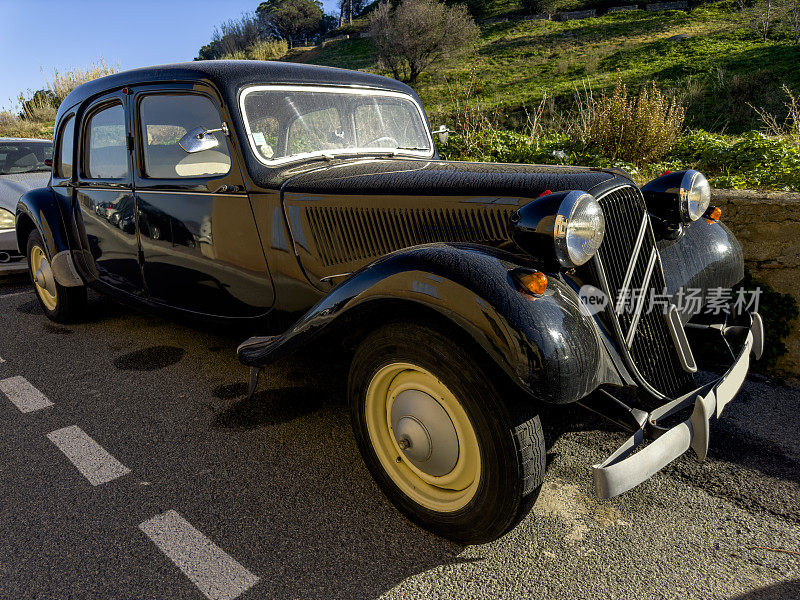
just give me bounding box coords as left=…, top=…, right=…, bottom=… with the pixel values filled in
left=348, top=321, right=545, bottom=544
left=26, top=230, right=87, bottom=323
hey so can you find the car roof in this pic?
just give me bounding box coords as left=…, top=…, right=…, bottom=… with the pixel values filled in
left=58, top=60, right=416, bottom=116
left=0, top=138, right=52, bottom=144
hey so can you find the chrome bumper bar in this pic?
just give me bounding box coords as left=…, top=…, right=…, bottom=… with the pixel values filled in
left=593, top=312, right=764, bottom=499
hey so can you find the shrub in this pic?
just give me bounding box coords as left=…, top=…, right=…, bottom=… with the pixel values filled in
left=0, top=110, right=52, bottom=139
left=221, top=39, right=289, bottom=60
left=576, top=78, right=686, bottom=166
left=43, top=58, right=118, bottom=107
left=520, top=0, right=557, bottom=16
left=197, top=13, right=265, bottom=59
left=244, top=39, right=289, bottom=60
left=748, top=84, right=800, bottom=147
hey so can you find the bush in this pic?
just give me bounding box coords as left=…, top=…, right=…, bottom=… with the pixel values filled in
left=576, top=78, right=686, bottom=166
left=672, top=130, right=800, bottom=190
left=44, top=58, right=119, bottom=107
left=222, top=39, right=289, bottom=60
left=0, top=111, right=52, bottom=139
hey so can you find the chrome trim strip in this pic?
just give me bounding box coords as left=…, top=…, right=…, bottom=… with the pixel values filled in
left=666, top=305, right=698, bottom=373
left=319, top=272, right=353, bottom=282
left=625, top=247, right=658, bottom=348
left=594, top=252, right=667, bottom=400
left=135, top=189, right=247, bottom=197
left=615, top=213, right=649, bottom=315
left=76, top=186, right=246, bottom=198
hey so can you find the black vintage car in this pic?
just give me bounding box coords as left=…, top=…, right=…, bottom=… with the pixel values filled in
left=16, top=61, right=763, bottom=543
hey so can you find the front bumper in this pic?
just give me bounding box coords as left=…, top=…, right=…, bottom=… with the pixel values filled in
left=593, top=312, right=764, bottom=499
left=0, top=229, right=26, bottom=275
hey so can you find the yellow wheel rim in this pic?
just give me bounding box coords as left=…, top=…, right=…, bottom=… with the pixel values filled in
left=30, top=245, right=57, bottom=311
left=365, top=362, right=481, bottom=513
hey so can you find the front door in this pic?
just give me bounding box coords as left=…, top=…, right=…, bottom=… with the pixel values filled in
left=74, top=93, right=142, bottom=295
left=131, top=86, right=274, bottom=318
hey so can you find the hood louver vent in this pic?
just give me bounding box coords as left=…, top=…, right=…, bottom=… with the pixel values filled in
left=304, top=206, right=514, bottom=267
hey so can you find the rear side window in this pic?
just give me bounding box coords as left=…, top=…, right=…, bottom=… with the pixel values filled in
left=86, top=104, right=128, bottom=179
left=139, top=94, right=231, bottom=179
left=57, top=116, right=75, bottom=179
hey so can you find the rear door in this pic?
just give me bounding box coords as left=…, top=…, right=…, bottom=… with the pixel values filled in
left=74, top=92, right=143, bottom=295
left=131, top=84, right=274, bottom=317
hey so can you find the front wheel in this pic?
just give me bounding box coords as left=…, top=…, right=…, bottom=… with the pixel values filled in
left=349, top=322, right=545, bottom=544
left=27, top=230, right=87, bottom=323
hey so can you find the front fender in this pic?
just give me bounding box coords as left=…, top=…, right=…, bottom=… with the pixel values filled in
left=239, top=244, right=615, bottom=404
left=658, top=219, right=744, bottom=322
left=16, top=188, right=83, bottom=287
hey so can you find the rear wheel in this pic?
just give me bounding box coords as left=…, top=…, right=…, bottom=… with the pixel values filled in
left=349, top=321, right=545, bottom=544
left=26, top=230, right=86, bottom=323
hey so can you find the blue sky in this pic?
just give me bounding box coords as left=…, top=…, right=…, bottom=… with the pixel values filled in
left=0, top=0, right=341, bottom=110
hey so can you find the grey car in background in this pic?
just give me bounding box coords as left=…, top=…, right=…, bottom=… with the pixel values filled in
left=0, top=138, right=52, bottom=274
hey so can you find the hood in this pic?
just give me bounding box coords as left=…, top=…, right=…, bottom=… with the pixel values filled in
left=0, top=172, right=50, bottom=212
left=279, top=158, right=619, bottom=198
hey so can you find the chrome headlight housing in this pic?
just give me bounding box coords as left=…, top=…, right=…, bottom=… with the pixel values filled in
left=553, top=191, right=606, bottom=267
left=642, top=169, right=711, bottom=226
left=680, top=171, right=711, bottom=222
left=0, top=208, right=15, bottom=230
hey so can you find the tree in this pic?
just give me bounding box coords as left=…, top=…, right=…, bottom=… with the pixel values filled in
left=257, top=0, right=323, bottom=47
left=368, top=0, right=479, bottom=85
left=338, top=0, right=366, bottom=25
left=748, top=0, right=776, bottom=41
left=782, top=0, right=800, bottom=44
left=196, top=13, right=265, bottom=60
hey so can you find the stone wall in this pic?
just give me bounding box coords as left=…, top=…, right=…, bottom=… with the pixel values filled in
left=712, top=189, right=800, bottom=375
left=555, top=10, right=597, bottom=21
left=646, top=1, right=688, bottom=10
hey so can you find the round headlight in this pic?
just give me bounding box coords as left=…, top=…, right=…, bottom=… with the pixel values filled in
left=0, top=208, right=15, bottom=230
left=681, top=171, right=711, bottom=222
left=554, top=191, right=605, bottom=267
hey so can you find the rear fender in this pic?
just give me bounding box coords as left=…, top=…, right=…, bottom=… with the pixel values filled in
left=15, top=188, right=83, bottom=287
left=239, top=244, right=617, bottom=404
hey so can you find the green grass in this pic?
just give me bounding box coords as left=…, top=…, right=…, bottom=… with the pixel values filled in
left=286, top=2, right=800, bottom=133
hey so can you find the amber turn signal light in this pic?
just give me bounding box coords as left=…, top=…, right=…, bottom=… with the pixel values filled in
left=519, top=271, right=548, bottom=295
left=705, top=206, right=722, bottom=222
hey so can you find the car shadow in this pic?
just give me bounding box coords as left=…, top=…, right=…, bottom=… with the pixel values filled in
left=189, top=349, right=476, bottom=599
left=728, top=580, right=800, bottom=600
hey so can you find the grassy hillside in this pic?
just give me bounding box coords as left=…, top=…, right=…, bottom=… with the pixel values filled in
left=287, top=2, right=800, bottom=133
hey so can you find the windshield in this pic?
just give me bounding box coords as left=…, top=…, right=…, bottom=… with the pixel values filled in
left=240, top=85, right=433, bottom=165
left=0, top=141, right=52, bottom=175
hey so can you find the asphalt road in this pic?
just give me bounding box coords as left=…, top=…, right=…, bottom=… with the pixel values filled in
left=0, top=276, right=798, bottom=600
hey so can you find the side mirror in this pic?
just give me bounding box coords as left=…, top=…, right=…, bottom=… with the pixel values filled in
left=178, top=122, right=229, bottom=154
left=432, top=125, right=450, bottom=144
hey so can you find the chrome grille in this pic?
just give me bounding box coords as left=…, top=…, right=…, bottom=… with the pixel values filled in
left=593, top=186, right=694, bottom=398
left=304, top=206, right=513, bottom=267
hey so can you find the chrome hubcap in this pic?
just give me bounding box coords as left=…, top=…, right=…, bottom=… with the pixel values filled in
left=390, top=389, right=459, bottom=477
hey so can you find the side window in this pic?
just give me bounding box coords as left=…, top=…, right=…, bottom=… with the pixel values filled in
left=86, top=104, right=128, bottom=179
left=139, top=94, right=231, bottom=179
left=57, top=116, right=75, bottom=179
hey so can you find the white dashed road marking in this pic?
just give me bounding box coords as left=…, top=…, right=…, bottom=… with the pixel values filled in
left=47, top=425, right=131, bottom=486
left=0, top=376, right=53, bottom=412
left=139, top=510, right=260, bottom=600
